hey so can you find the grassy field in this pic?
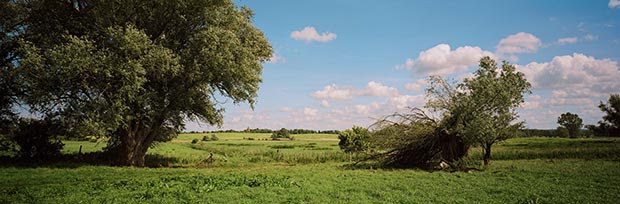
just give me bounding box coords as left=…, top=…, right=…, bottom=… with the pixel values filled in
left=2, top=133, right=620, bottom=203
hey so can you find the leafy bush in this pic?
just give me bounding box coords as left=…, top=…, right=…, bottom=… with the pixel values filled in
left=338, top=126, right=370, bottom=153
left=271, top=128, right=290, bottom=139
left=210, top=134, right=219, bottom=141
left=202, top=136, right=209, bottom=141
left=191, top=139, right=199, bottom=144
left=11, top=119, right=65, bottom=159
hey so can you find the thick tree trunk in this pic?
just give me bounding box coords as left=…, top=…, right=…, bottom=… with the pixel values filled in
left=109, top=122, right=157, bottom=167
left=483, top=143, right=492, bottom=166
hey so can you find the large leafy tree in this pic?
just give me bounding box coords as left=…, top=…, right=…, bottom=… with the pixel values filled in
left=557, top=112, right=583, bottom=138
left=435, top=57, right=531, bottom=165
left=9, top=0, right=272, bottom=166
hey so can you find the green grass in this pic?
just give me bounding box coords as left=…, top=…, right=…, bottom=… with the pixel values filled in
left=2, top=134, right=620, bottom=203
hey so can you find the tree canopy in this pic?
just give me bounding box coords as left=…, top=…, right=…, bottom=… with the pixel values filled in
left=557, top=112, right=583, bottom=138
left=3, top=0, right=272, bottom=166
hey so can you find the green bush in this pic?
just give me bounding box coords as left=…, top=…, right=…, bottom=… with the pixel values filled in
left=202, top=136, right=209, bottom=141
left=338, top=126, right=370, bottom=153
left=11, top=119, right=65, bottom=159
left=191, top=139, right=199, bottom=144
left=210, top=134, right=219, bottom=141
left=271, top=128, right=290, bottom=139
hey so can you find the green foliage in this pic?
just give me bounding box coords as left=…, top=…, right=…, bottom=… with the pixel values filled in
left=557, top=112, right=583, bottom=138
left=337, top=126, right=370, bottom=153
left=429, top=57, right=531, bottom=165
left=191, top=139, right=199, bottom=144
left=11, top=119, right=65, bottom=159
left=202, top=136, right=210, bottom=141
left=210, top=134, right=219, bottom=141
left=589, top=94, right=620, bottom=137
left=271, top=128, right=291, bottom=139
left=6, top=0, right=272, bottom=166
left=555, top=127, right=570, bottom=138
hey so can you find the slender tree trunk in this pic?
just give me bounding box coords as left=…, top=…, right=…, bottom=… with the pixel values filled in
left=483, top=143, right=492, bottom=166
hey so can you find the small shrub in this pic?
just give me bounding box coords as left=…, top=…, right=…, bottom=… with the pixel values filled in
left=210, top=134, right=219, bottom=141
left=202, top=136, right=209, bottom=141
left=191, top=139, right=199, bottom=144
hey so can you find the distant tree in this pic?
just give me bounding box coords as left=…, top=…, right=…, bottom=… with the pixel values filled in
left=338, top=126, right=370, bottom=154
left=9, top=0, right=272, bottom=166
left=557, top=112, right=583, bottom=138
left=271, top=128, right=290, bottom=139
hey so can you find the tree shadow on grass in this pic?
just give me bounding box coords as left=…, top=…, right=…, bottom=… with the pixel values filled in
left=0, top=152, right=180, bottom=169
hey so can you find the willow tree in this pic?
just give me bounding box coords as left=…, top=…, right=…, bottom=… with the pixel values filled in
left=369, top=57, right=530, bottom=168
left=455, top=57, right=531, bottom=165
left=13, top=0, right=272, bottom=166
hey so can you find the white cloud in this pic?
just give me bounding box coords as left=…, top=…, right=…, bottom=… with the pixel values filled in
left=387, top=94, right=425, bottom=109
left=557, top=37, right=578, bottom=45
left=312, top=82, right=401, bottom=100
left=267, top=53, right=286, bottom=64
left=311, top=84, right=356, bottom=101
left=404, top=79, right=428, bottom=91
left=496, top=32, right=542, bottom=54
left=291, top=26, right=337, bottom=43
left=303, top=107, right=318, bottom=117
left=364, top=81, right=400, bottom=97
left=610, top=0, right=620, bottom=8
left=397, top=44, right=495, bottom=75
left=320, top=100, right=330, bottom=108
left=584, top=34, right=598, bottom=41
left=518, top=53, right=620, bottom=91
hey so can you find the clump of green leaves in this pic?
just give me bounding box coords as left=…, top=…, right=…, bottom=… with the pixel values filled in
left=557, top=112, right=583, bottom=138
left=338, top=126, right=370, bottom=154
left=271, top=128, right=290, bottom=139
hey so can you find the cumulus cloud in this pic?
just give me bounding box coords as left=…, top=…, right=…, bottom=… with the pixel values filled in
left=396, top=44, right=495, bottom=75
left=312, top=82, right=400, bottom=100
left=290, top=26, right=337, bottom=43
left=303, top=107, right=318, bottom=117
left=311, top=84, right=356, bottom=101
left=496, top=32, right=542, bottom=54
left=404, top=79, right=428, bottom=91
left=518, top=53, right=620, bottom=91
left=320, top=100, right=330, bottom=108
left=557, top=37, right=578, bottom=45
left=610, top=0, right=620, bottom=8
left=364, top=81, right=400, bottom=97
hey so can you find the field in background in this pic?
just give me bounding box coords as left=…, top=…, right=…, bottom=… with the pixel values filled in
left=2, top=133, right=620, bottom=203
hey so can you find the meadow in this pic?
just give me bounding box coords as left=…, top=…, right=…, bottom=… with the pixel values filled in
left=1, top=133, right=620, bottom=203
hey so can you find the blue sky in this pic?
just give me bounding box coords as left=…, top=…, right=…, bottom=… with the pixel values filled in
left=187, top=0, right=620, bottom=131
